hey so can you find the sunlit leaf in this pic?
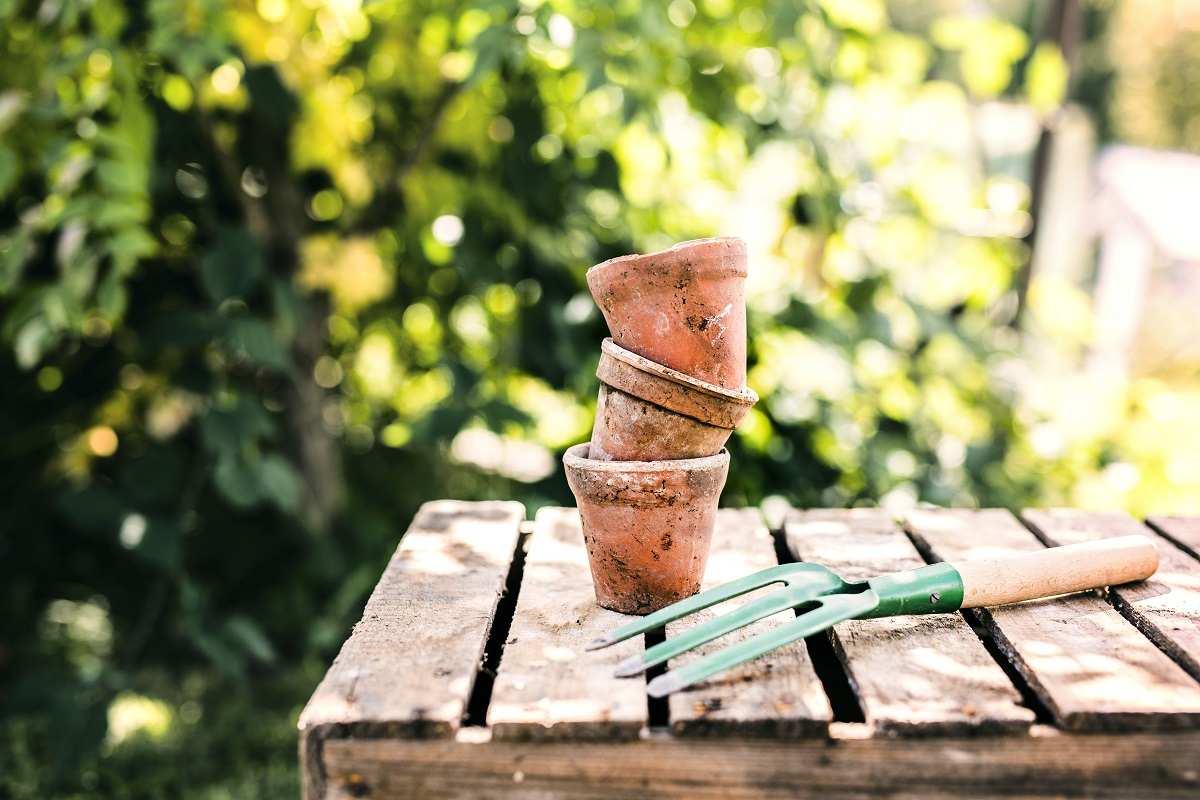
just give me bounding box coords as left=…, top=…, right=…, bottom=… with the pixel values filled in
left=1026, top=42, right=1068, bottom=114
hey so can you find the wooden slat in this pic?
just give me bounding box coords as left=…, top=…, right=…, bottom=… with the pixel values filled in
left=1149, top=515, right=1200, bottom=562
left=785, top=508, right=1033, bottom=736
left=299, top=500, right=524, bottom=799
left=488, top=507, right=647, bottom=741
left=668, top=508, right=832, bottom=736
left=320, top=728, right=1200, bottom=799
left=905, top=508, right=1200, bottom=731
left=1022, top=509, right=1200, bottom=682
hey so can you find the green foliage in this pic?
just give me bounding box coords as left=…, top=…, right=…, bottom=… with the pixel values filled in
left=0, top=0, right=1185, bottom=796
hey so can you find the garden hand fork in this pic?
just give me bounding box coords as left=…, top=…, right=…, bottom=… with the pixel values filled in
left=587, top=535, right=1159, bottom=697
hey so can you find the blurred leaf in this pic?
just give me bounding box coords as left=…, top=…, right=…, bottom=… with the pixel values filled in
left=200, top=228, right=263, bottom=303
left=14, top=317, right=54, bottom=369
left=134, top=517, right=184, bottom=572
left=0, top=228, right=33, bottom=294
left=225, top=318, right=290, bottom=371
left=152, top=310, right=224, bottom=349
left=466, top=24, right=509, bottom=87
left=213, top=454, right=260, bottom=509
left=223, top=615, right=276, bottom=664
left=1026, top=42, right=1068, bottom=114
left=96, top=271, right=128, bottom=321
left=820, top=0, right=886, bottom=35
left=257, top=454, right=301, bottom=513
left=0, top=142, right=16, bottom=199
left=932, top=16, right=1028, bottom=97
left=269, top=277, right=302, bottom=342
left=107, top=228, right=157, bottom=276
left=47, top=690, right=110, bottom=777
left=200, top=397, right=275, bottom=455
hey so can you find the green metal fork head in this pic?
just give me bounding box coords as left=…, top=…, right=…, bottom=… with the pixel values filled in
left=588, top=559, right=963, bottom=697
left=588, top=562, right=860, bottom=675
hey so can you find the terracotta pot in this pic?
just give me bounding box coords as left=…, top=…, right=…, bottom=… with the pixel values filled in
left=588, top=339, right=758, bottom=462
left=589, top=384, right=729, bottom=462
left=587, top=237, right=748, bottom=390
left=563, top=443, right=730, bottom=615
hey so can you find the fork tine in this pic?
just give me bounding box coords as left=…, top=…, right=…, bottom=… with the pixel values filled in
left=585, top=564, right=794, bottom=651
left=645, top=593, right=877, bottom=697
left=613, top=587, right=813, bottom=677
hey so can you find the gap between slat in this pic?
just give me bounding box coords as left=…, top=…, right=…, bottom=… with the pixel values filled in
left=1145, top=517, right=1200, bottom=564
left=900, top=522, right=1055, bottom=726
left=1019, top=512, right=1200, bottom=688
left=645, top=627, right=670, bottom=729
left=462, top=525, right=531, bottom=727
left=770, top=526, right=865, bottom=724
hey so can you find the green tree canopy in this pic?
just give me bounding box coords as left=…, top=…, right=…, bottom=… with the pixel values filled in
left=0, top=0, right=1179, bottom=795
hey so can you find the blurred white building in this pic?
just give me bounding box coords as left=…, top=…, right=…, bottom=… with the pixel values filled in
left=1090, top=146, right=1200, bottom=377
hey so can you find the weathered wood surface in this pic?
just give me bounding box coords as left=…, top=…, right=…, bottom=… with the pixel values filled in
left=320, top=728, right=1200, bottom=799
left=299, top=500, right=524, bottom=735
left=786, top=509, right=1034, bottom=736
left=1149, top=515, right=1200, bottom=562
left=905, top=508, right=1200, bottom=731
left=298, top=500, right=524, bottom=799
left=668, top=508, right=832, bottom=736
left=1022, top=509, right=1200, bottom=682
left=488, top=507, right=647, bottom=741
left=301, top=504, right=1200, bottom=799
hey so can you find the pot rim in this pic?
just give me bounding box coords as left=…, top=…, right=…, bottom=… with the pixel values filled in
left=601, top=338, right=757, bottom=408
left=586, top=237, right=747, bottom=282
left=563, top=442, right=729, bottom=473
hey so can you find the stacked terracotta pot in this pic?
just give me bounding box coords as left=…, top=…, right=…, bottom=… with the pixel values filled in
left=563, top=238, right=758, bottom=615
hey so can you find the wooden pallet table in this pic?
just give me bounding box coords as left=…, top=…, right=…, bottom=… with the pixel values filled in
left=299, top=502, right=1200, bottom=799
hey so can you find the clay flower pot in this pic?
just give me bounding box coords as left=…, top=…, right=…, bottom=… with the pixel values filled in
left=587, top=237, right=748, bottom=390
left=563, top=443, right=730, bottom=615
left=589, top=338, right=758, bottom=462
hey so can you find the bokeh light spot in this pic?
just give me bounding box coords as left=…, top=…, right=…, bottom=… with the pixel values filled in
left=257, top=0, right=288, bottom=23
left=37, top=366, right=63, bottom=392
left=431, top=214, right=464, bottom=246
left=548, top=14, right=576, bottom=48
left=161, top=75, right=194, bottom=111
left=86, top=426, right=119, bottom=457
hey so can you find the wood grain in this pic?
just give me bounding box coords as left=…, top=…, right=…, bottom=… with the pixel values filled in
left=1022, top=509, right=1200, bottom=682
left=1149, top=515, right=1200, bottom=562
left=667, top=508, right=832, bottom=736
left=487, top=507, right=647, bottom=741
left=785, top=508, right=1034, bottom=736
left=298, top=500, right=524, bottom=799
left=905, top=508, right=1200, bottom=731
left=953, top=535, right=1159, bottom=608
left=319, top=727, right=1200, bottom=799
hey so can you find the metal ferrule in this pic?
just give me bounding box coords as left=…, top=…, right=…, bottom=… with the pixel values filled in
left=859, top=562, right=965, bottom=618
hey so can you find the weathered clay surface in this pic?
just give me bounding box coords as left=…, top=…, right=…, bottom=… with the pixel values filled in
left=562, top=443, right=729, bottom=614
left=589, top=384, right=730, bottom=462
left=597, top=338, right=757, bottom=430
left=587, top=238, right=748, bottom=390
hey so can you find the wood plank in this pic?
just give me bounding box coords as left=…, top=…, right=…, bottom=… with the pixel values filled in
left=299, top=500, right=524, bottom=799
left=319, top=728, right=1200, bottom=799
left=1022, top=509, right=1200, bottom=682
left=667, top=508, right=832, bottom=736
left=905, top=508, right=1200, bottom=731
left=786, top=508, right=1034, bottom=736
left=488, top=506, right=647, bottom=741
left=1149, top=515, right=1200, bottom=562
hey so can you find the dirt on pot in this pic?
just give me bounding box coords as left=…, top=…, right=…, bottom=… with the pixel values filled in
left=563, top=443, right=730, bottom=614
left=586, top=237, right=748, bottom=390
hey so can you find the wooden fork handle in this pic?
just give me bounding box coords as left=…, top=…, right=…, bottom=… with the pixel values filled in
left=953, top=535, right=1159, bottom=609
